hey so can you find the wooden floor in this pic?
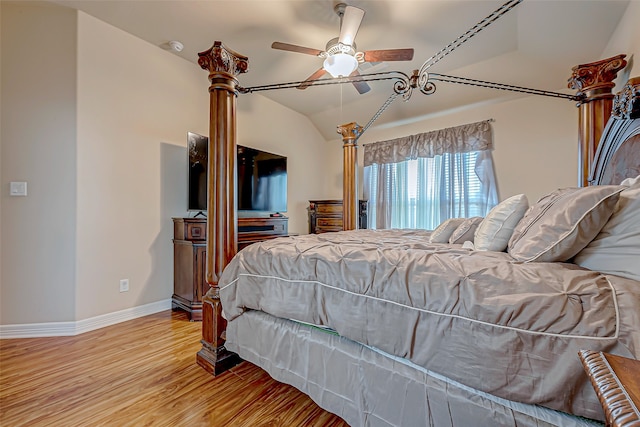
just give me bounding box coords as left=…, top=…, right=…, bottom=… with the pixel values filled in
left=0, top=310, right=349, bottom=427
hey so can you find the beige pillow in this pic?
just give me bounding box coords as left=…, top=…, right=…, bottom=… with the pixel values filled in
left=508, top=186, right=624, bottom=262
left=574, top=183, right=640, bottom=281
left=429, top=218, right=466, bottom=243
left=449, top=217, right=483, bottom=244
left=474, top=194, right=529, bottom=252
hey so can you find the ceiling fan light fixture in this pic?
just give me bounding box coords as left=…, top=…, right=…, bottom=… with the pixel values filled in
left=323, top=53, right=358, bottom=78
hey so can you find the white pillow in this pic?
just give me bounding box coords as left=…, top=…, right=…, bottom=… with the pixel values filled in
left=574, top=182, right=640, bottom=281
left=474, top=194, right=529, bottom=252
left=449, top=216, right=483, bottom=244
left=429, top=218, right=466, bottom=243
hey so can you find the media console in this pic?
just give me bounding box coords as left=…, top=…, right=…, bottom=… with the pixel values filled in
left=172, top=216, right=290, bottom=320
left=237, top=216, right=288, bottom=249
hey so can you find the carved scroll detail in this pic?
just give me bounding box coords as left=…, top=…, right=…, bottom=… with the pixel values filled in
left=612, top=77, right=640, bottom=120
left=198, top=41, right=249, bottom=77
left=579, top=350, right=640, bottom=427
left=568, top=54, right=627, bottom=101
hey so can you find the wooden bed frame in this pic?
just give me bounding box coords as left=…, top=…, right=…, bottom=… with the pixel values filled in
left=193, top=42, right=638, bottom=385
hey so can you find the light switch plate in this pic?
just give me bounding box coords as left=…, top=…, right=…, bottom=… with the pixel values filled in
left=10, top=182, right=27, bottom=196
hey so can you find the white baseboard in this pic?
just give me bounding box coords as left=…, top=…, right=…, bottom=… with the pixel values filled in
left=0, top=299, right=172, bottom=339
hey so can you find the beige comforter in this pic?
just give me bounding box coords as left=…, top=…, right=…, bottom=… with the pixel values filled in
left=219, top=229, right=640, bottom=420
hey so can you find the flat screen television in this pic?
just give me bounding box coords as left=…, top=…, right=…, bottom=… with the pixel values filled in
left=187, top=132, right=288, bottom=214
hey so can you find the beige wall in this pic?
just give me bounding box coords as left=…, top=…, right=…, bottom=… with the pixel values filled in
left=74, top=13, right=331, bottom=320
left=75, top=12, right=209, bottom=320
left=603, top=0, right=640, bottom=89
left=0, top=2, right=2, bottom=305
left=2, top=4, right=330, bottom=326
left=236, top=95, right=329, bottom=234
left=1, top=3, right=78, bottom=324
left=76, top=12, right=329, bottom=320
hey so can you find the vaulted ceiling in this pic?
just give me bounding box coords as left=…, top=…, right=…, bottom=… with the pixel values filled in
left=52, top=0, right=631, bottom=139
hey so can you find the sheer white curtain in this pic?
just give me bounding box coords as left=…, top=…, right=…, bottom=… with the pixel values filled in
left=363, top=120, right=498, bottom=230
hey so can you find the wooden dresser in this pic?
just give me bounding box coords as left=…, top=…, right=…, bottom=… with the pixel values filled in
left=172, top=216, right=289, bottom=320
left=579, top=350, right=640, bottom=427
left=308, top=199, right=368, bottom=234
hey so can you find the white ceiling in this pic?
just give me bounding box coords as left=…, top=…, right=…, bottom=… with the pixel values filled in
left=52, top=0, right=631, bottom=140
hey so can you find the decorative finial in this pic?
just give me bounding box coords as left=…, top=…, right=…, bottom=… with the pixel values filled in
left=611, top=76, right=640, bottom=119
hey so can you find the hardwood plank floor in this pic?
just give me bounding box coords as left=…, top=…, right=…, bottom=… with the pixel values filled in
left=0, top=310, right=349, bottom=427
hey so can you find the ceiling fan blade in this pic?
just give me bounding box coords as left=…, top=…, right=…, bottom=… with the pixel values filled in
left=271, top=42, right=324, bottom=57
left=297, top=68, right=328, bottom=90
left=362, top=48, right=414, bottom=62
left=350, top=69, right=371, bottom=94
left=338, top=6, right=365, bottom=46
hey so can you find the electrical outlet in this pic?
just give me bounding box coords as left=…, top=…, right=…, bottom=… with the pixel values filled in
left=119, top=279, right=129, bottom=292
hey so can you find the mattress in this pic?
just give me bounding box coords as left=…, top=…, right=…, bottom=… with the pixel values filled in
left=226, top=310, right=604, bottom=427
left=219, top=229, right=640, bottom=420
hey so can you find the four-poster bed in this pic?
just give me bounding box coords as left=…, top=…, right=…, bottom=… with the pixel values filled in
left=194, top=39, right=640, bottom=425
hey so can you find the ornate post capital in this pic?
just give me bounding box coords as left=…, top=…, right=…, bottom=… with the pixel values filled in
left=198, top=41, right=249, bottom=80
left=568, top=54, right=627, bottom=103
left=337, top=122, right=363, bottom=144
left=612, top=77, right=640, bottom=120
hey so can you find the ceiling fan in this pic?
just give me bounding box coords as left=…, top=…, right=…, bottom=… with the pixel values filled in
left=245, top=0, right=573, bottom=136
left=271, top=2, right=414, bottom=94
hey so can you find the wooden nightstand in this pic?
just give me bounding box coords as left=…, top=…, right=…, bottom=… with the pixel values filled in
left=308, top=199, right=368, bottom=233
left=579, top=350, right=640, bottom=427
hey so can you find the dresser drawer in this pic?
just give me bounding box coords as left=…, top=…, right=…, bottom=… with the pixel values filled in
left=316, top=204, right=343, bottom=215
left=317, top=217, right=343, bottom=228
left=316, top=225, right=343, bottom=233
left=173, top=218, right=207, bottom=241
left=238, top=217, right=288, bottom=235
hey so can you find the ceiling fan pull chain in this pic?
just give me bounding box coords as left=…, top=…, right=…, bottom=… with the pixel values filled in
left=340, top=83, right=344, bottom=123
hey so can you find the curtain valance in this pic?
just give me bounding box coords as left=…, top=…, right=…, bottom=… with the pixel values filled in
left=363, top=120, right=493, bottom=166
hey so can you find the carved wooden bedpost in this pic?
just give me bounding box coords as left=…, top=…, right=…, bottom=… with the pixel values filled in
left=568, top=54, right=627, bottom=186
left=338, top=122, right=363, bottom=231
left=196, top=41, right=247, bottom=376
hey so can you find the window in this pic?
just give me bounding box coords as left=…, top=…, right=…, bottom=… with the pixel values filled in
left=363, top=121, right=498, bottom=230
